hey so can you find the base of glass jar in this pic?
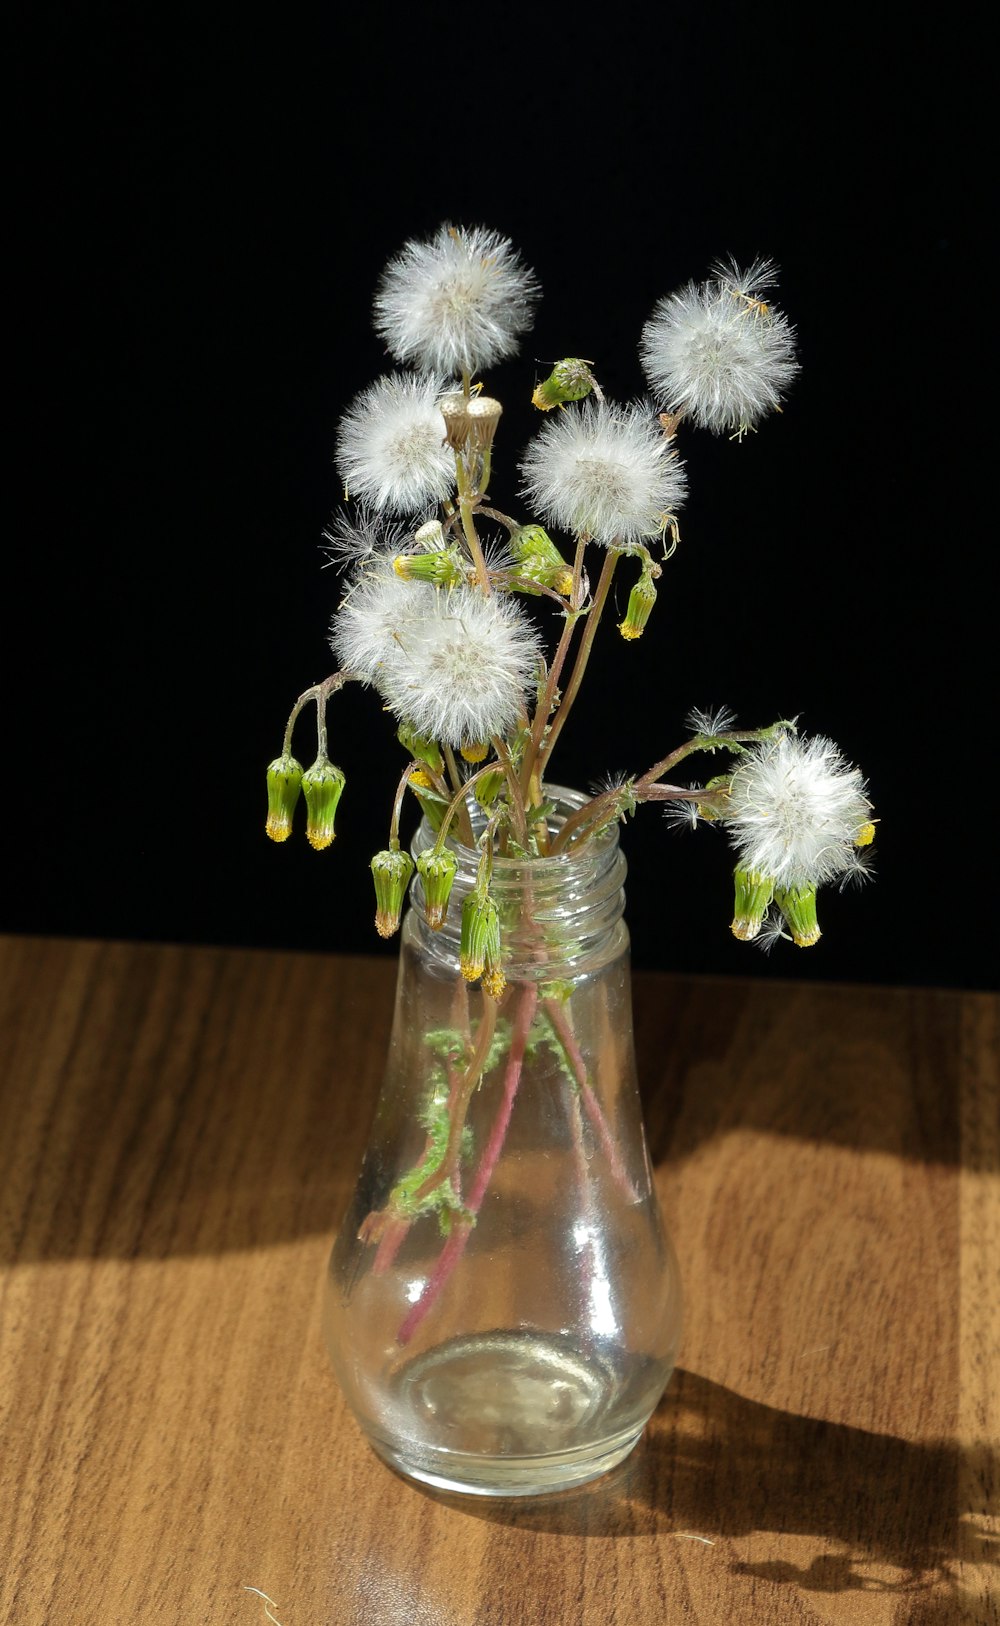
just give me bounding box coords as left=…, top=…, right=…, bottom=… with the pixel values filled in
left=370, top=1423, right=646, bottom=1497
left=358, top=1328, right=668, bottom=1497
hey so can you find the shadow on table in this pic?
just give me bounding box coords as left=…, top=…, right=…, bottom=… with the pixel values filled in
left=2, top=942, right=993, bottom=1262
left=414, top=1369, right=997, bottom=1606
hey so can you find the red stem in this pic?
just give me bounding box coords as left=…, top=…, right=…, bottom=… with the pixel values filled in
left=543, top=998, right=640, bottom=1204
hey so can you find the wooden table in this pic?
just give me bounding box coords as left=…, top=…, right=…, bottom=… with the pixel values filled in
left=1, top=937, right=996, bottom=1625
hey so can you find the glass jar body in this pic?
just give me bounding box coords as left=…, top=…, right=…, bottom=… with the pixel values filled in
left=324, top=793, right=683, bottom=1496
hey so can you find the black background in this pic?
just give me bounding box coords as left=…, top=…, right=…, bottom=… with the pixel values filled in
left=10, top=8, right=991, bottom=989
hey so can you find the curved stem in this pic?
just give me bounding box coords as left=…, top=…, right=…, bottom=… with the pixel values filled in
left=282, top=671, right=347, bottom=757
left=389, top=760, right=420, bottom=849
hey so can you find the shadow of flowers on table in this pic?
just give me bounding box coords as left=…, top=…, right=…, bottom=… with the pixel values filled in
left=424, top=1369, right=996, bottom=1611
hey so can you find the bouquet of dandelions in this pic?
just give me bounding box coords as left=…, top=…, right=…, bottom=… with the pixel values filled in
left=265, top=225, right=875, bottom=1326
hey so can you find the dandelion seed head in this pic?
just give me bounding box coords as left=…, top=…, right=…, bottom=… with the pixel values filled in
left=329, top=567, right=436, bottom=687
left=640, top=264, right=799, bottom=436
left=723, top=732, right=873, bottom=889
left=335, top=372, right=455, bottom=517
left=519, top=400, right=687, bottom=547
left=374, top=223, right=540, bottom=377
left=380, top=587, right=541, bottom=747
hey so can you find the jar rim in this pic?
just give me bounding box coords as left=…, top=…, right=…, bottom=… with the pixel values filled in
left=429, top=784, right=617, bottom=877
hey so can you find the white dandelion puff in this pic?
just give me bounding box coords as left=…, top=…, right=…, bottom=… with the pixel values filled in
left=519, top=400, right=687, bottom=547
left=379, top=586, right=541, bottom=747
left=335, top=372, right=455, bottom=516
left=373, top=223, right=540, bottom=377
left=329, top=568, right=437, bottom=687
left=640, top=263, right=799, bottom=437
left=722, top=732, right=873, bottom=889
left=321, top=504, right=409, bottom=572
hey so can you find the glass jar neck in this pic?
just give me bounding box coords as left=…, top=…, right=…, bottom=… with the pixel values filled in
left=409, top=786, right=628, bottom=982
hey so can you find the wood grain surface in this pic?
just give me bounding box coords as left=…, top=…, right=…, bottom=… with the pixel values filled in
left=1, top=936, right=996, bottom=1626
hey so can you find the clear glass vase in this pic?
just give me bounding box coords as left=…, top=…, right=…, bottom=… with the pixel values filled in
left=323, top=789, right=683, bottom=1496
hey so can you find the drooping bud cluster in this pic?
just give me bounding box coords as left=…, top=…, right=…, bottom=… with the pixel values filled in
left=460, top=889, right=506, bottom=998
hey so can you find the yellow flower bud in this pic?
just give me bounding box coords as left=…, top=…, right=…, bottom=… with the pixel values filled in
left=265, top=752, right=303, bottom=843
left=370, top=848, right=415, bottom=939
left=460, top=890, right=504, bottom=993
left=415, top=848, right=458, bottom=930
left=731, top=868, right=774, bottom=941
left=302, top=756, right=346, bottom=850
left=618, top=565, right=658, bottom=641
left=774, top=884, right=821, bottom=947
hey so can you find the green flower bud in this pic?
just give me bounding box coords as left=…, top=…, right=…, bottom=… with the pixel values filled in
left=409, top=778, right=448, bottom=832
left=460, top=890, right=505, bottom=997
left=731, top=868, right=775, bottom=941
left=393, top=545, right=465, bottom=587
left=265, top=752, right=303, bottom=843
left=415, top=848, right=458, bottom=929
left=531, top=358, right=596, bottom=412
left=510, top=524, right=574, bottom=597
left=302, top=756, right=346, bottom=850
left=474, top=768, right=506, bottom=809
left=397, top=722, right=443, bottom=776
left=618, top=566, right=658, bottom=641
left=774, top=883, right=821, bottom=948
left=370, top=848, right=416, bottom=939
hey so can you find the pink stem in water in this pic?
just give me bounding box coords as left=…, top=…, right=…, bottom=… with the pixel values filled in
left=543, top=998, right=640, bottom=1205
left=396, top=983, right=539, bottom=1345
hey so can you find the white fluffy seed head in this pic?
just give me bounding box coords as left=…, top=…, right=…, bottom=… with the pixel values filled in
left=335, top=373, right=455, bottom=517
left=379, top=586, right=541, bottom=748
left=373, top=223, right=540, bottom=377
left=518, top=400, right=687, bottom=547
left=640, top=263, right=799, bottom=436
left=722, top=732, right=873, bottom=889
left=329, top=569, right=437, bottom=687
